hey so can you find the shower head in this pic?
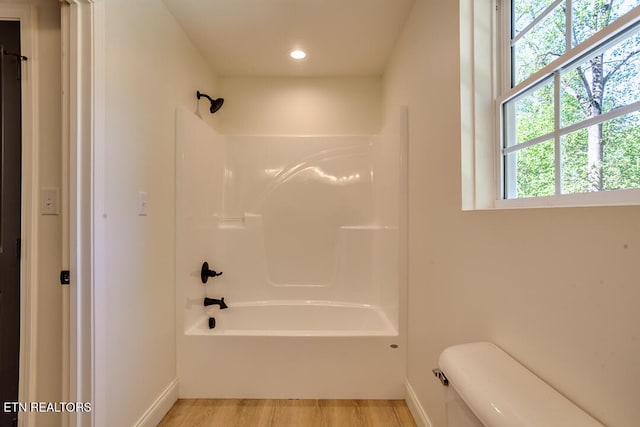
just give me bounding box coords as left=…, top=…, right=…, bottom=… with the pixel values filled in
left=197, top=91, right=224, bottom=114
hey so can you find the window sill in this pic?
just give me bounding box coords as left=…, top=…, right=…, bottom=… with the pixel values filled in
left=491, top=188, right=640, bottom=209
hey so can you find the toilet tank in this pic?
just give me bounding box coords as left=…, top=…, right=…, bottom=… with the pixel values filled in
left=437, top=342, right=604, bottom=427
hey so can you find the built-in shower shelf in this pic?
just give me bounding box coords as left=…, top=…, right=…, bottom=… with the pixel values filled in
left=339, top=225, right=397, bottom=230
left=215, top=213, right=266, bottom=229
left=216, top=216, right=245, bottom=229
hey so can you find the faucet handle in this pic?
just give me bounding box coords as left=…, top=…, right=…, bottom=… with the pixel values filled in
left=201, top=261, right=223, bottom=284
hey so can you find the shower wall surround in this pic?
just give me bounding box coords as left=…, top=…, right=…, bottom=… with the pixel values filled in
left=175, top=106, right=407, bottom=397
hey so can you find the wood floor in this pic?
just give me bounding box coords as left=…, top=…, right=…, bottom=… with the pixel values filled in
left=158, top=399, right=417, bottom=427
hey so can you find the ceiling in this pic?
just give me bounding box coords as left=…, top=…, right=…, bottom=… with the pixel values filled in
left=162, top=0, right=416, bottom=77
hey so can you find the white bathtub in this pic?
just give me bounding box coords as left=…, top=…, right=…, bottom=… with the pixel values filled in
left=187, top=300, right=397, bottom=336
left=178, top=300, right=404, bottom=399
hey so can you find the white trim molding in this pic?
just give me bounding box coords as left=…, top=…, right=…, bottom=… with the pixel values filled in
left=61, top=4, right=70, bottom=426
left=62, top=0, right=102, bottom=426
left=0, top=4, right=38, bottom=427
left=405, top=382, right=435, bottom=427
left=133, top=379, right=179, bottom=427
left=460, top=0, right=499, bottom=210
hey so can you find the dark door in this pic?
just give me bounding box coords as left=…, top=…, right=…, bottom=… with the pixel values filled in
left=0, top=21, right=22, bottom=427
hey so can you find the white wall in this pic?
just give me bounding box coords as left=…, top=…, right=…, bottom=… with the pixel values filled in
left=0, top=0, right=62, bottom=424
left=96, top=1, right=217, bottom=425
left=32, top=4, right=62, bottom=424
left=217, top=76, right=381, bottom=135
left=384, top=1, right=640, bottom=426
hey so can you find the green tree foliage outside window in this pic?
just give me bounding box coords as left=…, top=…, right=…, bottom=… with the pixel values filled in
left=506, top=0, right=640, bottom=198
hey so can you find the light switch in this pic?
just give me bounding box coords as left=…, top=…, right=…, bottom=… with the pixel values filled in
left=41, top=187, right=59, bottom=215
left=137, top=191, right=148, bottom=216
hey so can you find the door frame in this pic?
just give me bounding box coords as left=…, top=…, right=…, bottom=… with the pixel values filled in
left=0, top=4, right=37, bottom=427
left=62, top=1, right=102, bottom=426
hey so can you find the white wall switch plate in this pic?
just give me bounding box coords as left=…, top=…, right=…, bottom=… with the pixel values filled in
left=137, top=191, right=148, bottom=216
left=41, top=187, right=59, bottom=215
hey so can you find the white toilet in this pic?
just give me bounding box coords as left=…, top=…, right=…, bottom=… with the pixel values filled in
left=436, top=342, right=604, bottom=427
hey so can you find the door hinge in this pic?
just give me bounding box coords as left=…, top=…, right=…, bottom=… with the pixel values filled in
left=60, top=270, right=70, bottom=285
left=16, top=238, right=21, bottom=260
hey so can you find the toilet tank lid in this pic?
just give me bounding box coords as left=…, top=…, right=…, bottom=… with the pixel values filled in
left=439, top=342, right=603, bottom=427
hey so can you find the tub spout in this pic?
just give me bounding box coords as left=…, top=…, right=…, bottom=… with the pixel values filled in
left=204, top=297, right=228, bottom=309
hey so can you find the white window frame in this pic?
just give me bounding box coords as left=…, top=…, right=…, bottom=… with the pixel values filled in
left=460, top=0, right=640, bottom=210
left=495, top=1, right=640, bottom=208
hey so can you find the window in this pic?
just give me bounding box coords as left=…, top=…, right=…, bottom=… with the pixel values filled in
left=499, top=0, right=640, bottom=202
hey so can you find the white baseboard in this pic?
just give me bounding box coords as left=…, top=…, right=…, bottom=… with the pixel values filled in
left=405, top=381, right=434, bottom=427
left=134, top=379, right=178, bottom=427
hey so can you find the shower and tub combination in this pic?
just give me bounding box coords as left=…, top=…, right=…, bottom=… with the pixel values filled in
left=175, top=97, right=408, bottom=398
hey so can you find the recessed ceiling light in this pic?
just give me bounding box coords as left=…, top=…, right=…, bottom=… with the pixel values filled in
left=290, top=49, right=307, bottom=60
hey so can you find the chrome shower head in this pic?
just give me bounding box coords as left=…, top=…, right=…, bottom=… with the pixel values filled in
left=197, top=91, right=224, bottom=114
